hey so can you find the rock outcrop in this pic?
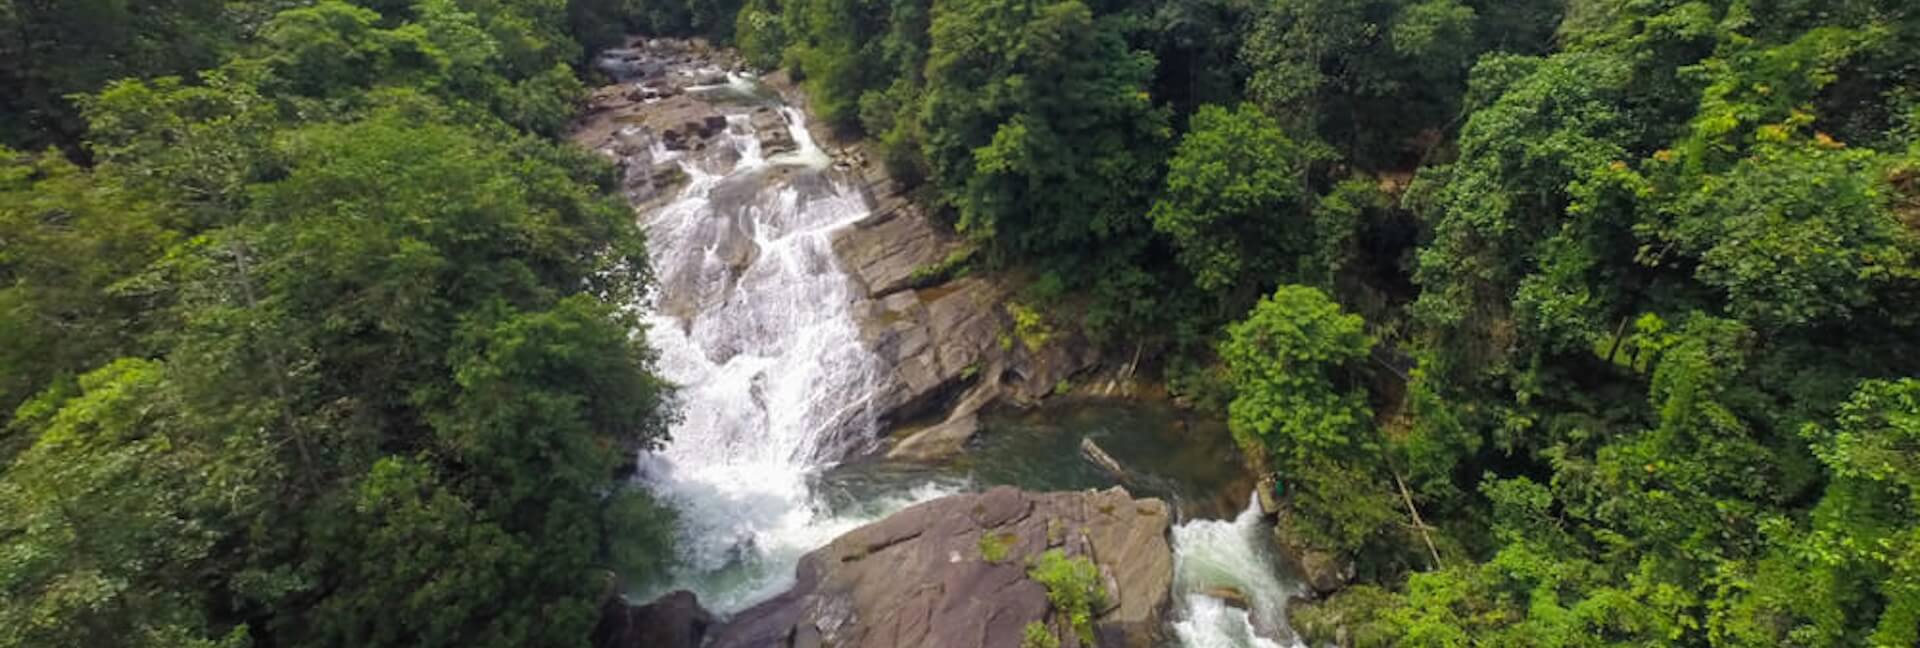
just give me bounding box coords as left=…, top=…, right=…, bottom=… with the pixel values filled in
left=1274, top=510, right=1355, bottom=597
left=578, top=39, right=1118, bottom=464
left=824, top=153, right=1104, bottom=456
left=592, top=589, right=715, bottom=648
left=708, top=486, right=1175, bottom=648
left=572, top=38, right=760, bottom=208
left=741, top=70, right=1116, bottom=460
left=750, top=107, right=798, bottom=155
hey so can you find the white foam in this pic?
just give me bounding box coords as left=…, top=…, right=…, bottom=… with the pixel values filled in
left=1170, top=494, right=1307, bottom=647
left=629, top=97, right=947, bottom=613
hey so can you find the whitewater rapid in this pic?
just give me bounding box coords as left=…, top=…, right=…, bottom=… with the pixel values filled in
left=1171, top=495, right=1308, bottom=648
left=611, top=62, right=1305, bottom=646
left=629, top=87, right=955, bottom=612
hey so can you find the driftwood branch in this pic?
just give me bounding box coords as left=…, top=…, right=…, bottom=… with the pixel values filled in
left=1395, top=471, right=1443, bottom=570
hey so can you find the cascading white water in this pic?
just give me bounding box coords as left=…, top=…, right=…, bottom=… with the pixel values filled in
left=1171, top=495, right=1308, bottom=648
left=631, top=89, right=953, bottom=612
left=598, top=52, right=1311, bottom=643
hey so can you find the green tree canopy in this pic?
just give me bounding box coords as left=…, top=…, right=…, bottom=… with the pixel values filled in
left=920, top=0, right=1168, bottom=260
left=1149, top=103, right=1314, bottom=298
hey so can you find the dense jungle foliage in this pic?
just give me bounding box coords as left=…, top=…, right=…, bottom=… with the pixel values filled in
left=5, top=0, right=1919, bottom=645
left=1, top=1, right=681, bottom=646
left=717, top=0, right=1920, bottom=644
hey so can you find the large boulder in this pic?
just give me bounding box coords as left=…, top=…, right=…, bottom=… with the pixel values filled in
left=848, top=271, right=1102, bottom=450
left=708, top=486, right=1176, bottom=648
left=858, top=278, right=1007, bottom=425
left=1273, top=511, right=1354, bottom=597
left=593, top=589, right=715, bottom=648
left=885, top=411, right=981, bottom=462
left=751, top=107, right=797, bottom=156
left=831, top=191, right=958, bottom=299
left=820, top=137, right=1102, bottom=447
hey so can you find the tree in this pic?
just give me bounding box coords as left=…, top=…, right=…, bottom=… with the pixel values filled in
left=734, top=0, right=790, bottom=68
left=1409, top=51, right=1639, bottom=384
left=1140, top=0, right=1255, bottom=114
left=1240, top=0, right=1480, bottom=167
left=1223, top=285, right=1374, bottom=460
left=1149, top=103, right=1314, bottom=299
left=1658, top=140, right=1914, bottom=330
left=920, top=0, right=1168, bottom=260
left=296, top=457, right=591, bottom=648
left=0, top=360, right=256, bottom=648
left=1221, top=285, right=1395, bottom=551
left=1769, top=378, right=1920, bottom=646
left=782, top=0, right=891, bottom=129
left=0, top=0, right=238, bottom=154
left=0, top=149, right=175, bottom=423
left=1, top=3, right=680, bottom=644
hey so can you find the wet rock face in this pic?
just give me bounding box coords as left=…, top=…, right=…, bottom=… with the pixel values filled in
left=708, top=486, right=1175, bottom=648
left=744, top=69, right=1110, bottom=455
left=1274, top=512, right=1354, bottom=597
left=571, top=38, right=760, bottom=205
left=751, top=107, right=798, bottom=156
left=578, top=39, right=1109, bottom=466
left=592, top=589, right=715, bottom=648
left=826, top=161, right=1103, bottom=458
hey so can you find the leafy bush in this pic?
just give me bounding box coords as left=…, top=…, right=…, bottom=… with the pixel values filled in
left=977, top=531, right=1017, bottom=563
left=1007, top=301, right=1055, bottom=351
left=606, top=489, right=679, bottom=587
left=1028, top=550, right=1105, bottom=643
left=1021, top=621, right=1060, bottom=648
left=908, top=246, right=977, bottom=286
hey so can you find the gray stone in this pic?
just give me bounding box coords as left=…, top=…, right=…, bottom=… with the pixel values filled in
left=1203, top=586, right=1252, bottom=611
left=831, top=196, right=959, bottom=299
left=1274, top=512, right=1355, bottom=597
left=708, top=486, right=1175, bottom=648
left=751, top=108, right=797, bottom=155
left=886, top=412, right=982, bottom=463
left=592, top=589, right=714, bottom=648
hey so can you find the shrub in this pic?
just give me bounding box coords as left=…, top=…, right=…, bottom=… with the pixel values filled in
left=977, top=531, right=1017, bottom=563
left=1008, top=301, right=1054, bottom=351
left=908, top=246, right=977, bottom=286
left=1028, top=550, right=1105, bottom=643
left=1021, top=621, right=1060, bottom=648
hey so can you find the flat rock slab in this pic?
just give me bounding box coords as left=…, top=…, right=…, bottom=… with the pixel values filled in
left=709, top=486, right=1175, bottom=648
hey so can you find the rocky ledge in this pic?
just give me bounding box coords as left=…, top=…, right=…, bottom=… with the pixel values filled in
left=592, top=588, right=713, bottom=648
left=573, top=38, right=798, bottom=210
left=577, top=37, right=1167, bottom=472
left=786, top=101, right=1117, bottom=459
left=576, top=38, right=1125, bottom=462
left=708, top=486, right=1174, bottom=648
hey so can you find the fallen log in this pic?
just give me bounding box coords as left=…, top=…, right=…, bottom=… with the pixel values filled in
left=1079, top=437, right=1130, bottom=483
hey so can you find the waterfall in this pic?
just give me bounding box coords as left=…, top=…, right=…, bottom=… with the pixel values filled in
left=1170, top=494, right=1307, bottom=648
left=628, top=84, right=953, bottom=612
left=598, top=53, right=1309, bottom=644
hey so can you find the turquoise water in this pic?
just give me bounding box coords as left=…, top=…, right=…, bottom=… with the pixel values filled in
left=812, top=398, right=1304, bottom=647
left=648, top=396, right=1302, bottom=646
left=815, top=398, right=1255, bottom=521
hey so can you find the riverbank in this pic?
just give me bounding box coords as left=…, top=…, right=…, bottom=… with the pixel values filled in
left=572, top=36, right=1305, bottom=648
left=573, top=37, right=1129, bottom=463
left=768, top=70, right=1140, bottom=461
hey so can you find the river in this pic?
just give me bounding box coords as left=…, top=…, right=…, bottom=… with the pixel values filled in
left=595, top=45, right=1303, bottom=647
